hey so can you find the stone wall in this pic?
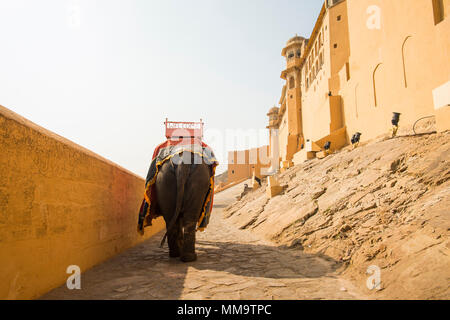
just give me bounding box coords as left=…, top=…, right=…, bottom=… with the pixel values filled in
left=0, top=105, right=165, bottom=299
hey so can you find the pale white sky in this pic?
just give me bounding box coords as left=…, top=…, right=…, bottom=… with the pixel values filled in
left=0, top=0, right=323, bottom=177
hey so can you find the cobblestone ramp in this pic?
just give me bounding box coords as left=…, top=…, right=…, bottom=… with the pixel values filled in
left=41, top=181, right=366, bottom=300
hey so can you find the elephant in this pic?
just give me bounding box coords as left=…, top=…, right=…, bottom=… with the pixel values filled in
left=155, top=152, right=212, bottom=262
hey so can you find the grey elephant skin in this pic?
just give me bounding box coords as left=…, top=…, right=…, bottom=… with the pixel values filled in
left=156, top=152, right=212, bottom=262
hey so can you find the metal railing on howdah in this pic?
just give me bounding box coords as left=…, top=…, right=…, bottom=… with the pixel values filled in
left=165, top=118, right=204, bottom=139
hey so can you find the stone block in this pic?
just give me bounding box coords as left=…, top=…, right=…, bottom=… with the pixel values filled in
left=266, top=176, right=283, bottom=198
left=316, top=151, right=328, bottom=159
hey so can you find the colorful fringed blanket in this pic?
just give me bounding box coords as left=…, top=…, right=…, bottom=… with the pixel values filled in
left=137, top=138, right=218, bottom=234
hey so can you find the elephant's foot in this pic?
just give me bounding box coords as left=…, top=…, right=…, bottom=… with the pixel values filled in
left=180, top=252, right=197, bottom=263
left=169, top=250, right=181, bottom=258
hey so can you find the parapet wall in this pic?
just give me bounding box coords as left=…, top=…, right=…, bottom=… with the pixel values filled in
left=0, top=105, right=165, bottom=300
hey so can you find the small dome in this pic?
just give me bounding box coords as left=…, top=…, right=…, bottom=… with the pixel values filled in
left=268, top=106, right=279, bottom=114
left=286, top=35, right=305, bottom=46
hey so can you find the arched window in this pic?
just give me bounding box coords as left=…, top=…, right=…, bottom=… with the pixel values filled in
left=402, top=36, right=412, bottom=88
left=289, top=77, right=295, bottom=89
left=373, top=63, right=383, bottom=107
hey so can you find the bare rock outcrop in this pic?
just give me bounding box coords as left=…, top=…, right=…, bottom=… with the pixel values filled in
left=224, top=131, right=450, bottom=299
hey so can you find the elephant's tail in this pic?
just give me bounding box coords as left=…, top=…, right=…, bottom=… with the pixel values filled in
left=160, top=153, right=191, bottom=248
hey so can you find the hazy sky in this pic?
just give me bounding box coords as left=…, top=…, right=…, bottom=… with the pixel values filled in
left=0, top=0, right=323, bottom=177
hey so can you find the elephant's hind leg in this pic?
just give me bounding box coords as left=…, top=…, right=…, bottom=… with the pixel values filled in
left=168, top=219, right=183, bottom=258
left=155, top=161, right=181, bottom=258
left=180, top=163, right=211, bottom=262
left=180, top=220, right=197, bottom=262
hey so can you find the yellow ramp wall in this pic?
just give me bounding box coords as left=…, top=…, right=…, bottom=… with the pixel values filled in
left=0, top=105, right=165, bottom=300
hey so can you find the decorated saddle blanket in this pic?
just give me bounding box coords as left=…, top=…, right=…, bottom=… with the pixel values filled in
left=137, top=138, right=218, bottom=233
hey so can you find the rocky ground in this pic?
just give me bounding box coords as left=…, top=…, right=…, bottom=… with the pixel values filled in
left=41, top=181, right=366, bottom=300
left=224, top=131, right=450, bottom=299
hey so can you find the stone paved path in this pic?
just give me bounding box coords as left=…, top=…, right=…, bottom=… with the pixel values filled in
left=41, top=181, right=366, bottom=300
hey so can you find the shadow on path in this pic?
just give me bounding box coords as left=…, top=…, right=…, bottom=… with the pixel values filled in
left=41, top=231, right=342, bottom=300
left=41, top=181, right=358, bottom=300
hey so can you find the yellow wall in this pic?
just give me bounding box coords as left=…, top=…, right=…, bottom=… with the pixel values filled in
left=0, top=105, right=165, bottom=300
left=341, top=0, right=450, bottom=141
left=272, top=0, right=450, bottom=165
left=328, top=1, right=350, bottom=84
left=227, top=146, right=270, bottom=184
left=300, top=1, right=348, bottom=145
left=227, top=150, right=250, bottom=183
left=278, top=110, right=289, bottom=162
